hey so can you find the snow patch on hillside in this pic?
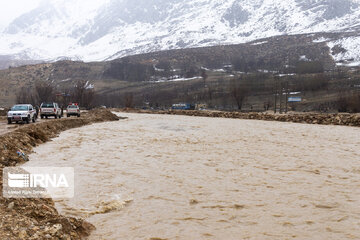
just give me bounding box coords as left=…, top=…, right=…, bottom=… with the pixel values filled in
left=150, top=76, right=202, bottom=83
left=251, top=41, right=268, bottom=45
left=328, top=36, right=360, bottom=66
left=313, top=37, right=330, bottom=43
left=0, top=0, right=360, bottom=61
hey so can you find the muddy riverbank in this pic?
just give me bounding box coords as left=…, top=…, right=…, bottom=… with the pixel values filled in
left=0, top=109, right=119, bottom=239
left=120, top=109, right=360, bottom=127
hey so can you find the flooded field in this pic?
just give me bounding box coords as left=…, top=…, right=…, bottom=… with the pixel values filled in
left=25, top=112, right=360, bottom=239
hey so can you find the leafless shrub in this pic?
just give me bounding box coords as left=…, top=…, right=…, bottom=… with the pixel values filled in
left=229, top=77, right=250, bottom=110
left=34, top=81, right=54, bottom=105
left=337, top=92, right=360, bottom=113
left=124, top=93, right=134, bottom=108
left=73, top=80, right=95, bottom=109
left=16, top=87, right=36, bottom=104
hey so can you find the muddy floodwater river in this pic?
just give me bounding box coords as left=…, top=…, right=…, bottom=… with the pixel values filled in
left=24, top=113, right=360, bottom=239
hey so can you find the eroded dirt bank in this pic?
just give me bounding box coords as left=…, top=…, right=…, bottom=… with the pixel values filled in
left=0, top=109, right=119, bottom=239
left=120, top=109, right=360, bottom=127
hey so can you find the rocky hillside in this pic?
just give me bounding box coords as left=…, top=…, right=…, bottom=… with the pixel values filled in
left=0, top=32, right=359, bottom=112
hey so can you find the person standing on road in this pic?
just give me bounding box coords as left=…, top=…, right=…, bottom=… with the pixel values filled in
left=35, top=106, right=39, bottom=119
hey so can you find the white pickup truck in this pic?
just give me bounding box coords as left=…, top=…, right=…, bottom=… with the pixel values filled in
left=7, top=104, right=37, bottom=124
left=67, top=104, right=80, bottom=117
left=40, top=102, right=62, bottom=119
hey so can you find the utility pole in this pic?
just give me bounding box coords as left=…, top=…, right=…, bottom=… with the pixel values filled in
left=274, top=82, right=277, bottom=113
left=279, top=84, right=282, bottom=114
left=274, top=77, right=281, bottom=113
left=285, top=81, right=289, bottom=113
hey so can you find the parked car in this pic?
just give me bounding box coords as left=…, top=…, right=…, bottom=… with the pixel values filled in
left=67, top=103, right=80, bottom=117
left=171, top=103, right=195, bottom=110
left=7, top=104, right=37, bottom=124
left=40, top=102, right=62, bottom=119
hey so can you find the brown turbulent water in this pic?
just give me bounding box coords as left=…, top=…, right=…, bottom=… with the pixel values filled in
left=25, top=113, right=360, bottom=239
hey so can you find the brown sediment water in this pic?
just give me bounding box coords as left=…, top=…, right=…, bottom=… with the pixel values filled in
left=25, top=113, right=360, bottom=239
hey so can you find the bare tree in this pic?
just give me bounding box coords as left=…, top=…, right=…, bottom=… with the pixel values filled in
left=16, top=87, right=36, bottom=104
left=58, top=88, right=72, bottom=108
left=73, top=80, right=87, bottom=103
left=82, top=89, right=95, bottom=109
left=230, top=78, right=249, bottom=110
left=73, top=80, right=95, bottom=109
left=201, top=69, right=208, bottom=87
left=338, top=91, right=360, bottom=113
left=34, top=81, right=54, bottom=105
left=124, top=92, right=134, bottom=108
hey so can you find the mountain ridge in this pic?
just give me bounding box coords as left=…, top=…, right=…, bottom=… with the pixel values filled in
left=0, top=0, right=360, bottom=64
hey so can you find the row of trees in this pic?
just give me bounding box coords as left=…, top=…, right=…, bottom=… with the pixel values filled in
left=338, top=92, right=360, bottom=113
left=87, top=73, right=360, bottom=113
left=90, top=73, right=322, bottom=111
left=106, top=70, right=358, bottom=112
left=16, top=80, right=95, bottom=109
left=16, top=82, right=53, bottom=106
left=14, top=64, right=355, bottom=112
left=231, top=57, right=325, bottom=74
left=104, top=60, right=155, bottom=82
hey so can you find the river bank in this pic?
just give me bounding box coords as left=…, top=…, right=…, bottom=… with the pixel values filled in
left=120, top=109, right=360, bottom=127
left=0, top=109, right=119, bottom=239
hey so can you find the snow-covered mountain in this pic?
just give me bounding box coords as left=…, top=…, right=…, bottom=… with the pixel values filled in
left=1, top=0, right=360, bottom=63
